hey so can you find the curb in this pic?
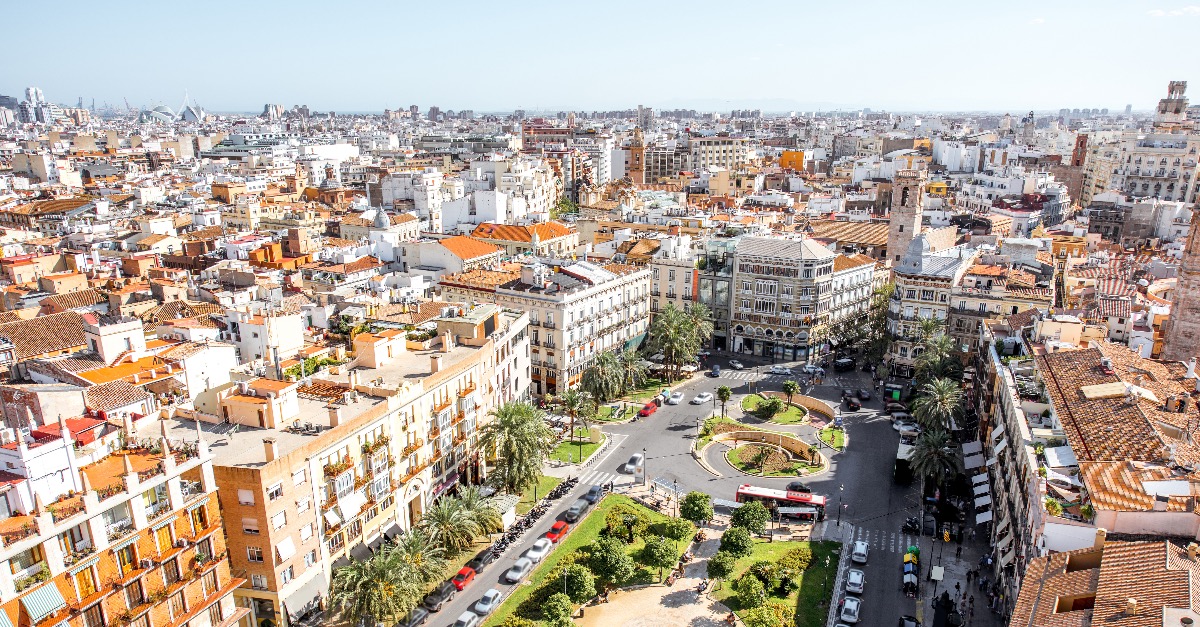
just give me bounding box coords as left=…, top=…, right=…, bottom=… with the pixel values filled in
left=690, top=439, right=723, bottom=477
left=705, top=431, right=831, bottom=478
left=719, top=444, right=831, bottom=480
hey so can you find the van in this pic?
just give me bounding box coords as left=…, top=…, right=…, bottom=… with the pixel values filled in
left=833, top=358, right=855, bottom=372
left=564, top=498, right=590, bottom=522
left=711, top=364, right=721, bottom=377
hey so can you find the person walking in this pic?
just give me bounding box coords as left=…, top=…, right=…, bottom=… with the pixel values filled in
left=956, top=545, right=963, bottom=559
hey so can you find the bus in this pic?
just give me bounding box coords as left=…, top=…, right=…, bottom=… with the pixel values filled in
left=734, top=484, right=828, bottom=521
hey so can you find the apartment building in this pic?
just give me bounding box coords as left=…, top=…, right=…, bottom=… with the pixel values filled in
left=440, top=261, right=650, bottom=396
left=689, top=136, right=749, bottom=171
left=1111, top=81, right=1200, bottom=204
left=885, top=236, right=976, bottom=378
left=946, top=264, right=1054, bottom=357
left=467, top=222, right=578, bottom=257
left=164, top=304, right=528, bottom=627
left=0, top=411, right=244, bottom=627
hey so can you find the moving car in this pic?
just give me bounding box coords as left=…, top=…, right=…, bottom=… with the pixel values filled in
left=857, top=389, right=872, bottom=401
left=801, top=364, right=824, bottom=375
left=667, top=392, right=684, bottom=405
left=422, top=581, right=456, bottom=612
left=546, top=521, right=570, bottom=542
left=526, top=538, right=553, bottom=563
left=504, top=558, right=533, bottom=583
left=710, top=365, right=721, bottom=377
left=841, top=389, right=856, bottom=400
left=833, top=358, right=856, bottom=372
left=729, top=359, right=745, bottom=370
left=584, top=485, right=605, bottom=503
left=851, top=540, right=869, bottom=564
left=894, top=420, right=920, bottom=433
left=885, top=402, right=908, bottom=413
left=692, top=392, right=714, bottom=405
left=452, top=611, right=480, bottom=627
left=845, top=568, right=865, bottom=594
left=785, top=481, right=812, bottom=493
left=474, top=589, right=503, bottom=616
left=623, top=453, right=645, bottom=474
left=451, top=566, right=476, bottom=590
left=638, top=403, right=658, bottom=417
left=839, top=596, right=861, bottom=623
left=845, top=397, right=861, bottom=411
left=565, top=498, right=590, bottom=522
left=466, top=546, right=495, bottom=573
left=768, top=365, right=794, bottom=375
left=398, top=607, right=429, bottom=627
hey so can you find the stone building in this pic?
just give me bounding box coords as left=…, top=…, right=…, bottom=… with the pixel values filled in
left=1162, top=208, right=1200, bottom=362
left=886, top=169, right=926, bottom=265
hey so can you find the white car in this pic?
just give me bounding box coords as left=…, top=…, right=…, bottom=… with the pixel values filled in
left=691, top=392, right=714, bottom=405
left=845, top=569, right=865, bottom=594
left=768, top=365, right=793, bottom=375
left=894, top=420, right=921, bottom=433
left=474, top=589, right=502, bottom=615
left=526, top=538, right=552, bottom=563
left=802, top=364, right=825, bottom=375
left=729, top=360, right=745, bottom=370
left=623, top=452, right=645, bottom=474
left=839, top=596, right=861, bottom=623
left=667, top=392, right=684, bottom=405
left=504, top=558, right=533, bottom=583
left=452, top=612, right=480, bottom=627
left=851, top=540, right=869, bottom=564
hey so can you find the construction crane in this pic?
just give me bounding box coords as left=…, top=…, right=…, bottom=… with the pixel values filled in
left=124, top=97, right=132, bottom=113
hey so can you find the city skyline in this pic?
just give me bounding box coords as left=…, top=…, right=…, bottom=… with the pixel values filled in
left=8, top=0, right=1200, bottom=113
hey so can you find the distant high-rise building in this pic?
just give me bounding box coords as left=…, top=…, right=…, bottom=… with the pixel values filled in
left=0, top=94, right=17, bottom=110
left=637, top=104, right=655, bottom=130
left=409, top=104, right=419, bottom=117
left=428, top=106, right=440, bottom=121
left=24, top=86, right=43, bottom=104
left=1101, top=108, right=1109, bottom=115
left=1125, top=103, right=1133, bottom=115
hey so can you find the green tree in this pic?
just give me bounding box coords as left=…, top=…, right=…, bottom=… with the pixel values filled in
left=742, top=602, right=791, bottom=627
left=419, top=496, right=480, bottom=555
left=716, top=386, right=732, bottom=418
left=560, top=563, right=597, bottom=603
left=456, top=485, right=502, bottom=535
left=552, top=196, right=578, bottom=220
left=549, top=388, right=594, bottom=462
left=917, top=316, right=945, bottom=342
left=645, top=302, right=714, bottom=381
left=707, top=550, right=736, bottom=582
left=680, top=491, right=714, bottom=526
left=755, top=396, right=785, bottom=420
left=781, top=380, right=800, bottom=405
left=719, top=526, right=754, bottom=558
left=604, top=504, right=651, bottom=542
left=911, top=378, right=962, bottom=431
left=915, top=333, right=962, bottom=384
left=542, top=592, right=574, bottom=623
left=909, top=429, right=957, bottom=487
left=864, top=282, right=896, bottom=363
left=735, top=574, right=767, bottom=609
left=588, top=536, right=635, bottom=587
left=730, top=500, right=770, bottom=535
left=580, top=350, right=621, bottom=404
left=661, top=518, right=693, bottom=541
left=479, top=402, right=556, bottom=495
left=617, top=347, right=649, bottom=396
left=329, top=543, right=424, bottom=625
left=640, top=535, right=677, bottom=580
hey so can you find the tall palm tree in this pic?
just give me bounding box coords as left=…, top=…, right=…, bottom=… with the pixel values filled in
left=911, top=378, right=962, bottom=431
left=456, top=486, right=502, bottom=535
left=329, top=543, right=423, bottom=625
left=388, top=528, right=447, bottom=587
left=781, top=379, right=800, bottom=405
left=915, top=333, right=959, bottom=384
left=478, top=402, right=556, bottom=495
left=909, top=429, right=957, bottom=493
left=646, top=303, right=714, bottom=381
left=617, top=347, right=648, bottom=396
left=550, top=388, right=594, bottom=463
left=916, top=317, right=944, bottom=342
left=717, top=386, right=732, bottom=418
left=580, top=350, right=621, bottom=404
left=420, top=496, right=480, bottom=555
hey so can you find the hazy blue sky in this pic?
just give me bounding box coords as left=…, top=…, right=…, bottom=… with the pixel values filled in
left=6, top=0, right=1199, bottom=113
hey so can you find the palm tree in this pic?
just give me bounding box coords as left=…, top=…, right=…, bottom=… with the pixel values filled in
left=388, top=528, right=447, bottom=587
left=909, top=429, right=957, bottom=495
left=617, top=347, right=648, bottom=396
left=916, top=317, right=944, bottom=342
left=915, top=333, right=959, bottom=384
left=478, top=402, right=556, bottom=495
left=717, top=386, right=732, bottom=418
left=329, top=543, right=423, bottom=625
left=550, top=388, right=593, bottom=463
left=580, top=350, right=621, bottom=404
left=911, top=378, right=962, bottom=431
left=781, top=379, right=800, bottom=405
left=456, top=486, right=502, bottom=535
left=420, top=496, right=481, bottom=555
left=646, top=303, right=714, bottom=381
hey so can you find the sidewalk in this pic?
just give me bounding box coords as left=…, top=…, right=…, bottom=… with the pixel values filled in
left=919, top=530, right=1006, bottom=627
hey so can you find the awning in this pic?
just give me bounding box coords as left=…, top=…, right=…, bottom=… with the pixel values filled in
left=991, top=423, right=1006, bottom=440
left=963, top=454, right=985, bottom=469
left=975, top=510, right=994, bottom=524
left=996, top=513, right=1010, bottom=534
left=431, top=472, right=459, bottom=501
left=712, top=499, right=743, bottom=510
left=338, top=491, right=367, bottom=522
left=972, top=473, right=989, bottom=486
left=21, top=583, right=67, bottom=623
left=777, top=506, right=818, bottom=515
left=973, top=484, right=990, bottom=496
left=283, top=572, right=329, bottom=622
left=367, top=534, right=385, bottom=552
left=903, top=573, right=918, bottom=585
left=974, top=495, right=993, bottom=508
left=996, top=533, right=1013, bottom=552
left=1000, top=548, right=1015, bottom=567
left=1047, top=468, right=1082, bottom=487
left=1045, top=446, right=1078, bottom=469
left=0, top=606, right=13, bottom=627
left=930, top=566, right=944, bottom=581
left=331, top=556, right=350, bottom=571
left=350, top=543, right=372, bottom=563
left=994, top=438, right=1008, bottom=454
left=962, top=441, right=983, bottom=455
left=986, top=456, right=998, bottom=467
left=276, top=537, right=296, bottom=561
left=323, top=511, right=342, bottom=529
left=382, top=522, right=402, bottom=541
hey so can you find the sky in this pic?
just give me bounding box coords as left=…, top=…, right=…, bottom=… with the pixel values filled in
left=6, top=0, right=1200, bottom=114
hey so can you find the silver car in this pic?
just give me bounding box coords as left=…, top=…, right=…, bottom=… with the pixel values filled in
left=526, top=538, right=552, bottom=563
left=839, top=596, right=861, bottom=623
left=691, top=392, right=713, bottom=405
left=623, top=453, right=645, bottom=474
left=851, top=540, right=869, bottom=564
left=504, top=558, right=533, bottom=583
left=474, top=589, right=502, bottom=615
left=845, top=569, right=865, bottom=594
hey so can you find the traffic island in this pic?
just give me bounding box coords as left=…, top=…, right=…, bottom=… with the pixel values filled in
left=696, top=423, right=830, bottom=479
left=725, top=443, right=821, bottom=477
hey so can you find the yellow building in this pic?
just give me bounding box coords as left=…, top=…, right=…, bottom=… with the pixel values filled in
left=779, top=150, right=805, bottom=171
left=926, top=181, right=949, bottom=197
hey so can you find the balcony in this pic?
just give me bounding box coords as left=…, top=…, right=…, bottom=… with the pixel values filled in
left=458, top=383, right=476, bottom=398
left=13, top=561, right=49, bottom=592
left=106, top=518, right=134, bottom=542
left=402, top=440, right=423, bottom=457
left=145, top=499, right=171, bottom=522
left=433, top=398, right=453, bottom=413
left=543, top=321, right=556, bottom=329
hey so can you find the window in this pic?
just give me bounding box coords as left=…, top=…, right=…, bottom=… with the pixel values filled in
left=115, top=545, right=136, bottom=576
left=906, top=289, right=916, bottom=299
left=334, top=472, right=354, bottom=498
left=74, top=567, right=98, bottom=600
left=123, top=581, right=146, bottom=609
left=299, top=523, right=313, bottom=542
left=207, top=602, right=223, bottom=627
left=237, top=489, right=254, bottom=505
left=653, top=268, right=659, bottom=279
left=162, top=558, right=181, bottom=586
left=242, top=518, right=259, bottom=535
left=155, top=524, right=172, bottom=551
left=202, top=570, right=219, bottom=596
left=251, top=575, right=268, bottom=590
left=281, top=566, right=294, bottom=585
left=271, top=511, right=287, bottom=530
left=297, top=498, right=310, bottom=514
left=267, top=483, right=283, bottom=501
left=247, top=546, right=264, bottom=563
left=81, top=603, right=104, bottom=627
left=304, top=550, right=317, bottom=567
left=168, top=592, right=185, bottom=619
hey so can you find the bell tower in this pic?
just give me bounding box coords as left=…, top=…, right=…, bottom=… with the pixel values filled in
left=1162, top=208, right=1200, bottom=362
left=627, top=127, right=646, bottom=185
left=887, top=169, right=926, bottom=266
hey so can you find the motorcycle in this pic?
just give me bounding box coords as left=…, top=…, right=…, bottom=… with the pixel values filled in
left=902, top=516, right=921, bottom=534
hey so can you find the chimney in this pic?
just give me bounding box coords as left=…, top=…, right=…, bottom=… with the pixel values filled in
left=1188, top=542, right=1198, bottom=561
left=442, top=331, right=454, bottom=353
left=1126, top=598, right=1138, bottom=615
left=263, top=438, right=279, bottom=462
left=328, top=406, right=341, bottom=427
left=1094, top=527, right=1107, bottom=550
left=431, top=354, right=443, bottom=373
left=1187, top=358, right=1197, bottom=379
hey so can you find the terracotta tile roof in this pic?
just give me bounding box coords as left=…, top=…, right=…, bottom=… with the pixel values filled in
left=0, top=311, right=87, bottom=360
left=84, top=380, right=152, bottom=412
left=39, top=288, right=106, bottom=312
left=833, top=253, right=876, bottom=272
left=470, top=221, right=574, bottom=243
left=440, top=235, right=502, bottom=261
left=967, top=264, right=1007, bottom=276
left=0, top=311, right=25, bottom=324
left=372, top=300, right=452, bottom=326
left=6, top=197, right=91, bottom=216
left=809, top=220, right=890, bottom=246
left=438, top=269, right=518, bottom=291
left=1078, top=461, right=1198, bottom=512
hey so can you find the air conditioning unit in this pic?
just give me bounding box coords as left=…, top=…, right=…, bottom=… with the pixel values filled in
left=139, top=558, right=155, bottom=569
left=175, top=539, right=190, bottom=548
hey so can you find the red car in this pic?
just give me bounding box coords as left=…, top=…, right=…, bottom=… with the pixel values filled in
left=638, top=403, right=657, bottom=417
left=546, top=521, right=570, bottom=543
left=451, top=566, right=475, bottom=590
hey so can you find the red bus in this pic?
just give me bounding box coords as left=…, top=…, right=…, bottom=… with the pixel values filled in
left=735, top=484, right=828, bottom=521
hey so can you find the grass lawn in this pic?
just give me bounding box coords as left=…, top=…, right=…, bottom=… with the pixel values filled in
left=549, top=433, right=604, bottom=464
left=483, top=494, right=693, bottom=627
left=712, top=539, right=840, bottom=627
left=741, top=394, right=808, bottom=424
left=517, top=475, right=563, bottom=515
left=727, top=444, right=813, bottom=477
left=818, top=427, right=845, bottom=450
left=594, top=404, right=626, bottom=422
left=621, top=377, right=669, bottom=403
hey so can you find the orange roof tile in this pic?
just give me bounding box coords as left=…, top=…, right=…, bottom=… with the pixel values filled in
left=440, top=235, right=502, bottom=260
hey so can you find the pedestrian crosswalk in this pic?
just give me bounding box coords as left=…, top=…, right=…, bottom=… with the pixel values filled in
left=846, top=524, right=924, bottom=555
left=576, top=469, right=625, bottom=488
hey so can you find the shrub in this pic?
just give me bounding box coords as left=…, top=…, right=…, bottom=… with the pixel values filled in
left=720, top=527, right=754, bottom=558
left=775, top=567, right=799, bottom=594
left=498, top=616, right=537, bottom=627
left=661, top=517, right=694, bottom=541
left=707, top=550, right=736, bottom=580
left=778, top=545, right=813, bottom=571
left=730, top=500, right=771, bottom=535
left=604, top=504, right=651, bottom=542
left=543, top=592, right=573, bottom=622
left=748, top=560, right=778, bottom=587
left=755, top=397, right=786, bottom=420
left=735, top=573, right=767, bottom=609
left=680, top=491, right=714, bottom=525
left=742, top=601, right=792, bottom=627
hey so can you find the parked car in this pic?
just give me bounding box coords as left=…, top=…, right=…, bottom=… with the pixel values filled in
left=638, top=403, right=657, bottom=417
left=504, top=558, right=533, bottom=583
left=474, top=589, right=503, bottom=616
left=890, top=412, right=913, bottom=423
left=841, top=388, right=856, bottom=399
left=667, top=392, right=684, bottom=405
left=692, top=392, right=713, bottom=405
left=851, top=540, right=869, bottom=564
left=885, top=402, right=908, bottom=412
left=584, top=485, right=605, bottom=503
left=452, top=612, right=480, bottom=627
left=623, top=453, right=645, bottom=474
left=451, top=566, right=476, bottom=590
left=857, top=389, right=872, bottom=401
left=729, top=359, right=745, bottom=370
left=833, top=358, right=856, bottom=372
left=839, top=597, right=861, bottom=623
left=466, top=546, right=496, bottom=574
left=769, top=365, right=794, bottom=375
left=845, top=397, right=861, bottom=411
left=894, top=420, right=921, bottom=433
left=786, top=481, right=812, bottom=493
left=526, top=538, right=552, bottom=563
left=398, top=607, right=429, bottom=627
left=845, top=568, right=865, bottom=594
left=897, top=616, right=921, bottom=627
left=546, top=521, right=570, bottom=542
left=422, top=581, right=456, bottom=612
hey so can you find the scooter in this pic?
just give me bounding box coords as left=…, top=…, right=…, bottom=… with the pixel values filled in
left=902, top=516, right=921, bottom=534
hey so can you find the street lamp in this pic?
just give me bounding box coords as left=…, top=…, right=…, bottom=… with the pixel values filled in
left=642, top=447, right=648, bottom=486
left=673, top=479, right=679, bottom=518
left=837, top=484, right=845, bottom=526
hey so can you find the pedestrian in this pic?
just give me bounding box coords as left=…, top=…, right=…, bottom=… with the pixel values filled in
left=970, top=528, right=977, bottom=540
left=955, top=582, right=961, bottom=595
left=966, top=569, right=973, bottom=583
left=956, top=545, right=963, bottom=558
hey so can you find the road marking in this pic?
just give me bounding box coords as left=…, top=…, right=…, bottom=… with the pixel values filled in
left=578, top=469, right=622, bottom=487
